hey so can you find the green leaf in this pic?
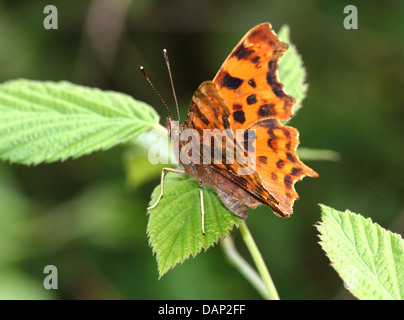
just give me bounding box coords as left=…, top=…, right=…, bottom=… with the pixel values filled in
left=317, top=204, right=404, bottom=300
left=0, top=79, right=159, bottom=164
left=147, top=172, right=242, bottom=277
left=278, top=25, right=308, bottom=114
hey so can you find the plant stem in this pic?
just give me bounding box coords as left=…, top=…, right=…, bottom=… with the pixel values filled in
left=152, top=123, right=169, bottom=137
left=238, top=221, right=280, bottom=300
left=221, top=235, right=270, bottom=299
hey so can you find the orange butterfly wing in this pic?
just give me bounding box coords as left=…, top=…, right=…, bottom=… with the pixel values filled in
left=213, top=23, right=294, bottom=125
left=184, top=81, right=280, bottom=214
left=212, top=22, right=318, bottom=216
left=184, top=22, right=318, bottom=217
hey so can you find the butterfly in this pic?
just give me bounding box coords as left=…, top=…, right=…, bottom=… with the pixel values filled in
left=147, top=22, right=318, bottom=234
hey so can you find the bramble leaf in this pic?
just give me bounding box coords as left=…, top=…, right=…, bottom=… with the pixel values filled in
left=317, top=204, right=404, bottom=300
left=147, top=172, right=242, bottom=277
left=0, top=79, right=159, bottom=164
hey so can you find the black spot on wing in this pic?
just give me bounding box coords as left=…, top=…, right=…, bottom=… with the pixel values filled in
left=251, top=56, right=260, bottom=64
left=268, top=59, right=277, bottom=71
left=258, top=104, right=276, bottom=117
left=266, top=70, right=277, bottom=86
left=276, top=159, right=285, bottom=169
left=266, top=62, right=287, bottom=98
left=248, top=79, right=256, bottom=88
left=246, top=94, right=257, bottom=105
left=272, top=83, right=286, bottom=98
left=291, top=167, right=303, bottom=176
left=284, top=175, right=292, bottom=189
left=286, top=152, right=296, bottom=163
left=233, top=110, right=246, bottom=124
left=231, top=42, right=255, bottom=60
left=220, top=72, right=243, bottom=90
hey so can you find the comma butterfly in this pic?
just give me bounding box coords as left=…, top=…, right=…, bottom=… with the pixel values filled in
left=148, top=23, right=318, bottom=234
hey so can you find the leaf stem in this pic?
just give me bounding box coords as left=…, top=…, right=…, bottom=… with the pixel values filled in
left=238, top=221, right=280, bottom=300
left=297, top=147, right=341, bottom=161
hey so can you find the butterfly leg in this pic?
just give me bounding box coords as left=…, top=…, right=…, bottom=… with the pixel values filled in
left=199, top=179, right=205, bottom=236
left=147, top=167, right=186, bottom=210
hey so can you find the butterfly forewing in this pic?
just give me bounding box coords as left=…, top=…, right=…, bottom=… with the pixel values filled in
left=213, top=23, right=295, bottom=127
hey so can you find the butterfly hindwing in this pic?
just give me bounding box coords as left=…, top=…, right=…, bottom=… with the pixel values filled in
left=183, top=81, right=283, bottom=216
left=248, top=119, right=318, bottom=215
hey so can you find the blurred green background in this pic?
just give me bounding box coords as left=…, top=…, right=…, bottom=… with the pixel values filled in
left=0, top=0, right=403, bottom=299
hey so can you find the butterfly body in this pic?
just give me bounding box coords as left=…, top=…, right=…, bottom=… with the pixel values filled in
left=168, top=118, right=258, bottom=218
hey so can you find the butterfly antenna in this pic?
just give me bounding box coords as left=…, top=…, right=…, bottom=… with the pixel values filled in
left=163, top=49, right=181, bottom=123
left=140, top=66, right=173, bottom=118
